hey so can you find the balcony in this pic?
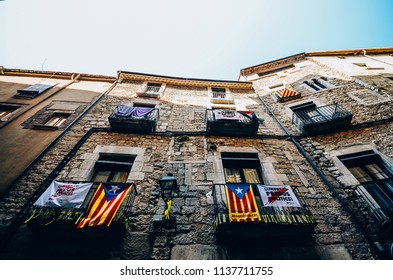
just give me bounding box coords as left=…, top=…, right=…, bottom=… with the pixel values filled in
left=136, top=84, right=163, bottom=98
left=210, top=92, right=235, bottom=104
left=25, top=181, right=137, bottom=237
left=355, top=184, right=393, bottom=233
left=212, top=184, right=316, bottom=240
left=109, top=106, right=159, bottom=133
left=292, top=103, right=352, bottom=135
left=206, top=109, right=260, bottom=136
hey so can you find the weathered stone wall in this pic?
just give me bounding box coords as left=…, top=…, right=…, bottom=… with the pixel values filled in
left=0, top=77, right=381, bottom=260
left=250, top=59, right=393, bottom=136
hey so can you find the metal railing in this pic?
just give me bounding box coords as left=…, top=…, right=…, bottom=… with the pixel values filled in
left=109, top=107, right=159, bottom=121
left=213, top=184, right=315, bottom=227
left=24, top=181, right=137, bottom=229
left=206, top=109, right=255, bottom=124
left=292, top=103, right=352, bottom=132
left=144, top=85, right=161, bottom=94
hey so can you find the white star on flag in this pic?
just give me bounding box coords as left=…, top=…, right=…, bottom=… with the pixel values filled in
left=235, top=187, right=243, bottom=194
left=109, top=185, right=121, bottom=194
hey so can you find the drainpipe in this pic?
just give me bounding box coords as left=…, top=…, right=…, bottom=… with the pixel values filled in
left=256, top=94, right=382, bottom=258
left=361, top=49, right=393, bottom=67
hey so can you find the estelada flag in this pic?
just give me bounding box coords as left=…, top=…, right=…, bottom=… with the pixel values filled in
left=225, top=183, right=261, bottom=222
left=77, top=182, right=133, bottom=228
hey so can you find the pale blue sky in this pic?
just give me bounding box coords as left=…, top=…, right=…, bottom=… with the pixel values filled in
left=1, top=0, right=392, bottom=80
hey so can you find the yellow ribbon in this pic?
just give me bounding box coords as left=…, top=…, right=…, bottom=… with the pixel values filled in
left=164, top=199, right=172, bottom=220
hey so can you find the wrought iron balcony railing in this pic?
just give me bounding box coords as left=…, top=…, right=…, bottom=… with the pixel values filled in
left=109, top=106, right=159, bottom=133
left=25, top=181, right=137, bottom=236
left=212, top=184, right=316, bottom=239
left=292, top=103, right=352, bottom=134
left=206, top=109, right=260, bottom=136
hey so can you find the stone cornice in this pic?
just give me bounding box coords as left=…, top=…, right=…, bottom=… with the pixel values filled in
left=0, top=68, right=116, bottom=83
left=240, top=53, right=306, bottom=76
left=118, top=71, right=253, bottom=90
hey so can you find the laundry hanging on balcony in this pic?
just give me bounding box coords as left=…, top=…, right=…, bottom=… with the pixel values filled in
left=115, top=105, right=153, bottom=118
left=77, top=182, right=134, bottom=228
left=225, top=183, right=261, bottom=222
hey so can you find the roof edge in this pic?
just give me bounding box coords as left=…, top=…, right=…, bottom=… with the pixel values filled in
left=306, top=47, right=393, bottom=56
left=118, top=70, right=252, bottom=89
left=0, top=67, right=117, bottom=82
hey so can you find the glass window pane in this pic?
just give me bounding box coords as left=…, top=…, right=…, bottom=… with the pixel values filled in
left=348, top=167, right=372, bottom=183
left=224, top=168, right=242, bottom=183
left=365, top=164, right=389, bottom=180
left=92, top=170, right=111, bottom=182
left=111, top=171, right=129, bottom=183
left=243, top=168, right=261, bottom=183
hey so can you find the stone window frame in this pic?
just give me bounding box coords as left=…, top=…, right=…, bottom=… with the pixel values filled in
left=302, top=77, right=333, bottom=93
left=136, top=81, right=167, bottom=99
left=14, top=83, right=57, bottom=99
left=208, top=86, right=234, bottom=105
left=347, top=88, right=391, bottom=106
left=67, top=145, right=146, bottom=182
left=210, top=146, right=288, bottom=185
left=23, top=101, right=87, bottom=130
left=0, top=103, right=23, bottom=122
left=329, top=144, right=393, bottom=223
left=352, top=62, right=385, bottom=71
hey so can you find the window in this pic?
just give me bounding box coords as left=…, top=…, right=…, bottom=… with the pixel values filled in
left=91, top=153, right=135, bottom=183
left=352, top=62, right=385, bottom=70
left=353, top=62, right=367, bottom=67
left=0, top=104, right=21, bottom=121
left=145, top=83, right=162, bottom=94
left=290, top=101, right=323, bottom=122
left=339, top=151, right=393, bottom=216
left=222, top=152, right=263, bottom=184
left=44, top=113, right=70, bottom=127
left=210, top=87, right=234, bottom=104
left=303, top=78, right=328, bottom=91
left=268, top=83, right=284, bottom=90
left=15, top=83, right=55, bottom=99
left=257, top=64, right=294, bottom=77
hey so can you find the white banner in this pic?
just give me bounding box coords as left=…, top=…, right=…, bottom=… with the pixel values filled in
left=213, top=109, right=244, bottom=120
left=34, top=181, right=93, bottom=208
left=257, top=185, right=301, bottom=207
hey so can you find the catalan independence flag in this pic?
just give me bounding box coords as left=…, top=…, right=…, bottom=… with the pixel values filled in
left=77, top=182, right=133, bottom=228
left=225, top=184, right=261, bottom=222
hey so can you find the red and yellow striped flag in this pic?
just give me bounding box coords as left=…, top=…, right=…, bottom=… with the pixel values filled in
left=274, top=88, right=298, bottom=98
left=225, top=184, right=261, bottom=222
left=77, top=182, right=133, bottom=228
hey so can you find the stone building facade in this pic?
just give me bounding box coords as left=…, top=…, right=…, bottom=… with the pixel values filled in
left=0, top=47, right=392, bottom=260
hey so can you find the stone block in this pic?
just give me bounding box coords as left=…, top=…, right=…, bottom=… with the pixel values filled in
left=315, top=245, right=352, bottom=260
left=171, top=244, right=225, bottom=260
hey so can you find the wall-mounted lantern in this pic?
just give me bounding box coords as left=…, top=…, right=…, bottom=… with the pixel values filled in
left=158, top=173, right=177, bottom=228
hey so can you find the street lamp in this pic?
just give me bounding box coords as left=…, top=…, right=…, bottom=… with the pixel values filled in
left=158, top=173, right=177, bottom=228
